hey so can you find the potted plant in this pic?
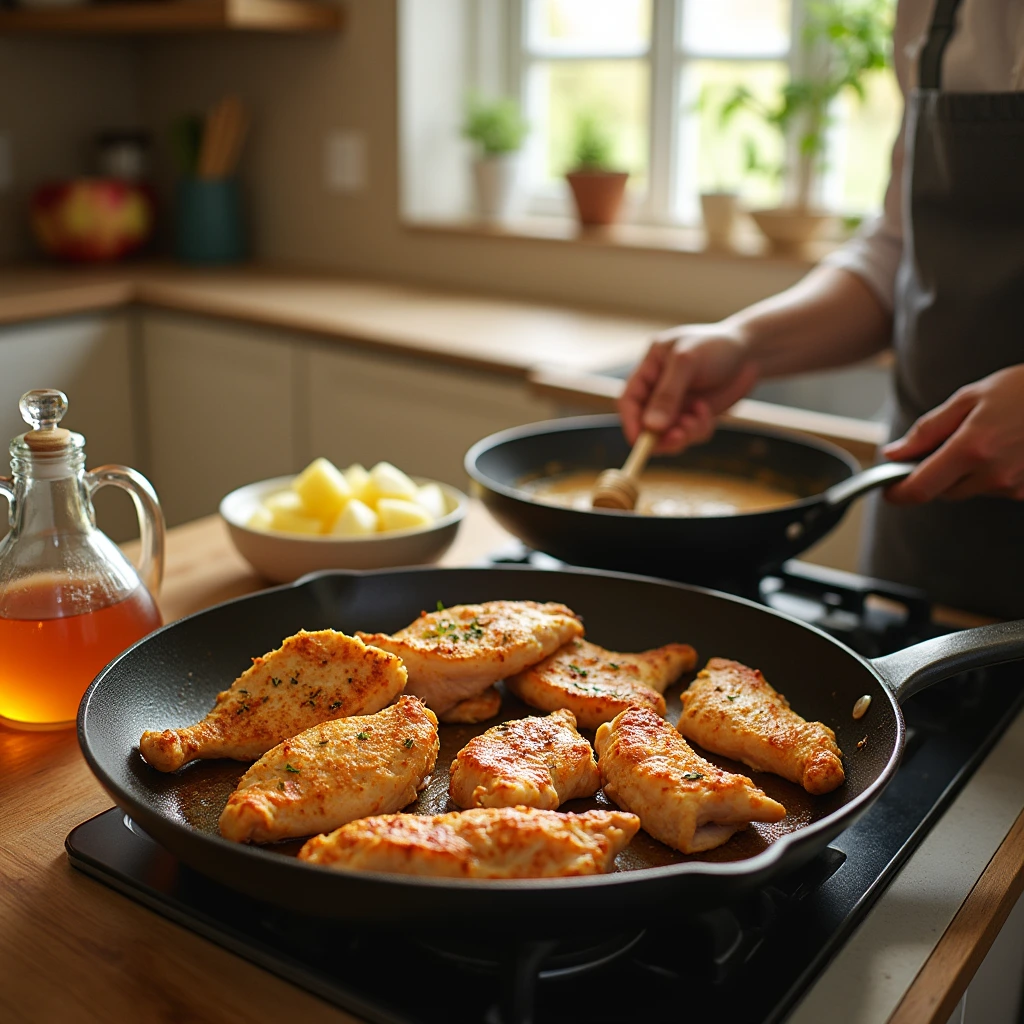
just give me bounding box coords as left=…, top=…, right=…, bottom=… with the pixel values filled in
left=565, top=114, right=629, bottom=227
left=462, top=94, right=529, bottom=223
left=719, top=0, right=892, bottom=252
left=695, top=87, right=741, bottom=249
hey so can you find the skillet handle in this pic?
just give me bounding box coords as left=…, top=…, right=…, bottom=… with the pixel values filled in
left=823, top=461, right=916, bottom=509
left=871, top=620, right=1024, bottom=703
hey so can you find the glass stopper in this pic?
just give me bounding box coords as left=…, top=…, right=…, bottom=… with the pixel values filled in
left=20, top=389, right=68, bottom=432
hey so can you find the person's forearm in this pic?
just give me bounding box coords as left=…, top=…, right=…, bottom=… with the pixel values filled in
left=723, top=265, right=892, bottom=379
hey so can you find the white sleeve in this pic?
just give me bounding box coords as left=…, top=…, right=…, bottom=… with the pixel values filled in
left=820, top=0, right=922, bottom=313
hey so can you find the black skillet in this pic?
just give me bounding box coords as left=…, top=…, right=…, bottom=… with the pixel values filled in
left=465, top=414, right=913, bottom=583
left=78, top=565, right=1024, bottom=933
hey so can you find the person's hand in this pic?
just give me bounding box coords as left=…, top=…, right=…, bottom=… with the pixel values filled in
left=619, top=323, right=759, bottom=452
left=884, top=364, right=1024, bottom=503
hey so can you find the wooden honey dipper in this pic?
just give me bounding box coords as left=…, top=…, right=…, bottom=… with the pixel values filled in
left=591, top=430, right=658, bottom=511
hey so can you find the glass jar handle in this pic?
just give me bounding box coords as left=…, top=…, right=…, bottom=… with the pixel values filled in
left=86, top=465, right=166, bottom=596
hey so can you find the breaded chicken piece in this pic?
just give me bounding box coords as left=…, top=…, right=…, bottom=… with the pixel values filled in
left=356, top=601, right=583, bottom=716
left=449, top=709, right=600, bottom=810
left=506, top=638, right=697, bottom=729
left=439, top=685, right=503, bottom=724
left=219, top=695, right=438, bottom=844
left=298, top=806, right=639, bottom=878
left=139, top=630, right=406, bottom=772
left=595, top=706, right=786, bottom=854
left=677, top=658, right=845, bottom=795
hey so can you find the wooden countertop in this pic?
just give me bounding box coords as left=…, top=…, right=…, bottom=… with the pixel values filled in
left=1, top=504, right=1020, bottom=1023
left=0, top=264, right=659, bottom=377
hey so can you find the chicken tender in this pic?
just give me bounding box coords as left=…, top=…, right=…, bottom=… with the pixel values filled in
left=357, top=600, right=583, bottom=716
left=140, top=630, right=406, bottom=772
left=595, top=705, right=786, bottom=854
left=506, top=638, right=697, bottom=729
left=219, top=695, right=438, bottom=844
left=677, top=658, right=844, bottom=795
left=449, top=709, right=600, bottom=810
left=438, top=685, right=502, bottom=724
left=298, top=806, right=639, bottom=878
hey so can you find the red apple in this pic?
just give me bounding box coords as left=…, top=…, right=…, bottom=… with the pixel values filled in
left=31, top=178, right=154, bottom=262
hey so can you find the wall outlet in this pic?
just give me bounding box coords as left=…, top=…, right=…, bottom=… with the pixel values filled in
left=325, top=130, right=367, bottom=193
left=0, top=135, right=12, bottom=193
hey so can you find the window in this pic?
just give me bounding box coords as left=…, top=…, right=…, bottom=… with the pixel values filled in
left=496, top=0, right=899, bottom=224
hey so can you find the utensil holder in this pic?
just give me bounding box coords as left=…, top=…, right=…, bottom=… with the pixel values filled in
left=175, top=178, right=245, bottom=265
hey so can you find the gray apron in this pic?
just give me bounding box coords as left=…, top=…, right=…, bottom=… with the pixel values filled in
left=863, top=0, right=1024, bottom=618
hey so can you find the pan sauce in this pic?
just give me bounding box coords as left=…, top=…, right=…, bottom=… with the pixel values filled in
left=528, top=468, right=799, bottom=517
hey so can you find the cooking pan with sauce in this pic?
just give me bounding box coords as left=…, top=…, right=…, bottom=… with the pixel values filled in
left=466, top=414, right=913, bottom=583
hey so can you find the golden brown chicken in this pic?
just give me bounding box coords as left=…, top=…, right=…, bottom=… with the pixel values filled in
left=677, top=658, right=845, bottom=795
left=356, top=601, right=583, bottom=717
left=506, top=638, right=697, bottom=729
left=595, top=705, right=786, bottom=854
left=298, top=806, right=639, bottom=878
left=219, top=695, right=438, bottom=844
left=449, top=709, right=600, bottom=810
left=139, top=630, right=407, bottom=772
left=438, top=685, right=503, bottom=724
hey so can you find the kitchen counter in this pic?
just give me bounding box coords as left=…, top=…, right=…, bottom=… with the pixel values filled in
left=0, top=264, right=659, bottom=377
left=1, top=505, right=1022, bottom=1024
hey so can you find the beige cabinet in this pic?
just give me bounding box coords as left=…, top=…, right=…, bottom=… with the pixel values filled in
left=302, top=344, right=558, bottom=486
left=0, top=312, right=139, bottom=541
left=141, top=312, right=299, bottom=527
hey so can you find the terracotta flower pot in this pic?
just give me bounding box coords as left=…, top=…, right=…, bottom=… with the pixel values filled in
left=565, top=170, right=629, bottom=226
left=749, top=206, right=834, bottom=254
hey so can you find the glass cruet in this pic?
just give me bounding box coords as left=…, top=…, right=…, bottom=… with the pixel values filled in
left=0, top=389, right=165, bottom=731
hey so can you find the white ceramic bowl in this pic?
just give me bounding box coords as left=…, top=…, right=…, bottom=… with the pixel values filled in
left=220, top=475, right=468, bottom=583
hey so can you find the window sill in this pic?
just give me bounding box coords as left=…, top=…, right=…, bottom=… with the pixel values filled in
left=403, top=215, right=844, bottom=268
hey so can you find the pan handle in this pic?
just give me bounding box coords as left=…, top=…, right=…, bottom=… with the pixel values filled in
left=823, top=461, right=916, bottom=509
left=871, top=620, right=1024, bottom=703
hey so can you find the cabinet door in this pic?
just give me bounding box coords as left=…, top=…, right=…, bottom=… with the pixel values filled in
left=0, top=312, right=139, bottom=542
left=142, top=312, right=298, bottom=527
left=303, top=345, right=558, bottom=486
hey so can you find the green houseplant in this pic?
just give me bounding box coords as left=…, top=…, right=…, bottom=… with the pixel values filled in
left=565, top=114, right=630, bottom=227
left=462, top=94, right=529, bottom=222
left=719, top=0, right=893, bottom=250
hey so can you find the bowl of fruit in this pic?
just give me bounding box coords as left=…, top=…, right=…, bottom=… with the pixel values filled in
left=220, top=458, right=468, bottom=582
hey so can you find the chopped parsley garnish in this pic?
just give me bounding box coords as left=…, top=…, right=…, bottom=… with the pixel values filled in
left=318, top=740, right=329, bottom=746
left=436, top=599, right=445, bottom=612
left=461, top=618, right=484, bottom=642
left=357, top=731, right=369, bottom=741
left=403, top=738, right=415, bottom=749
left=277, top=781, right=285, bottom=791
left=329, top=700, right=342, bottom=710
left=285, top=763, right=301, bottom=773
left=290, top=676, right=299, bottom=685
left=238, top=688, right=249, bottom=695
left=607, top=663, right=620, bottom=670
left=726, top=694, right=738, bottom=701
left=236, top=702, right=250, bottom=714
left=681, top=771, right=703, bottom=780
left=567, top=663, right=589, bottom=678
left=270, top=677, right=282, bottom=687
left=262, top=696, right=270, bottom=703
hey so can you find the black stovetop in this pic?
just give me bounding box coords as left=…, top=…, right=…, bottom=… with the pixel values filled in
left=66, top=560, right=1024, bottom=1024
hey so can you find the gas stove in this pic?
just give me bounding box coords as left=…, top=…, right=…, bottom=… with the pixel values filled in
left=66, top=557, right=1024, bottom=1024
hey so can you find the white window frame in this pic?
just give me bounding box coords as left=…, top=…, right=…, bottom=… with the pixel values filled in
left=477, top=0, right=813, bottom=225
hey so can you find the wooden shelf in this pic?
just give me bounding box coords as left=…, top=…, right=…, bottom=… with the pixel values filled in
left=0, top=0, right=343, bottom=34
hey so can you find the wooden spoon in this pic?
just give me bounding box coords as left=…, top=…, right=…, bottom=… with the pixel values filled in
left=592, top=430, right=658, bottom=511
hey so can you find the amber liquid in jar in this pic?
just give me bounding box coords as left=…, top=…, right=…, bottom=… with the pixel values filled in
left=0, top=576, right=162, bottom=728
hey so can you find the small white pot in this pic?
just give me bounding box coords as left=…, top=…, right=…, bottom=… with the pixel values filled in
left=700, top=192, right=739, bottom=249
left=473, top=154, right=520, bottom=223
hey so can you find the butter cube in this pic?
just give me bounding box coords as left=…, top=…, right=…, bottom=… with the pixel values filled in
left=370, top=461, right=419, bottom=502
left=292, top=458, right=351, bottom=521
left=377, top=497, right=433, bottom=533
left=415, top=482, right=447, bottom=520
left=330, top=498, right=379, bottom=537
